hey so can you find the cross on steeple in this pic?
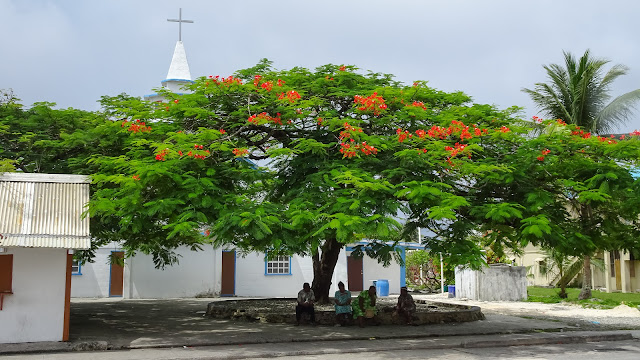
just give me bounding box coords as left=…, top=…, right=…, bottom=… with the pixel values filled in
left=167, top=8, right=193, bottom=42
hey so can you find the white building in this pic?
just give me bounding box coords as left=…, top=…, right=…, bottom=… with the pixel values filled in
left=73, top=244, right=406, bottom=299
left=0, top=173, right=90, bottom=344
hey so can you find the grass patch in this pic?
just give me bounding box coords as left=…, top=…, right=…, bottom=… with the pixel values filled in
left=526, top=286, right=640, bottom=309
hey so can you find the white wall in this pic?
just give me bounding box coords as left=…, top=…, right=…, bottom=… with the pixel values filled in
left=124, top=245, right=218, bottom=299
left=71, top=245, right=120, bottom=298
left=0, top=248, right=67, bottom=344
left=234, top=253, right=314, bottom=297
left=362, top=254, right=401, bottom=295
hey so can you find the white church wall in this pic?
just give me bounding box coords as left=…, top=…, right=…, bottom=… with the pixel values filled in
left=0, top=248, right=67, bottom=344
left=331, top=250, right=349, bottom=293
left=124, top=245, right=218, bottom=299
left=71, top=245, right=119, bottom=298
left=234, top=253, right=314, bottom=297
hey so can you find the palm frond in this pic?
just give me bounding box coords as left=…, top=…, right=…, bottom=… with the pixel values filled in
left=524, top=49, right=639, bottom=134
left=596, top=89, right=640, bottom=133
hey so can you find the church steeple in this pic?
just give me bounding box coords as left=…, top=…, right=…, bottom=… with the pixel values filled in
left=144, top=9, right=195, bottom=102
left=165, top=41, right=191, bottom=82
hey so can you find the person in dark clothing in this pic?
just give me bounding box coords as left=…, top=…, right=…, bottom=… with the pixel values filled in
left=295, top=282, right=316, bottom=326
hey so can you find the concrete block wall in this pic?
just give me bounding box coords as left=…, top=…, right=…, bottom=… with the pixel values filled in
left=455, top=264, right=528, bottom=301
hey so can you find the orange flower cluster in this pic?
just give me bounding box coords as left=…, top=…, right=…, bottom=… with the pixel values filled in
left=597, top=136, right=618, bottom=145
left=206, top=75, right=243, bottom=86
left=232, top=148, right=249, bottom=157
left=339, top=122, right=364, bottom=141
left=400, top=120, right=489, bottom=143
left=571, top=127, right=592, bottom=139
left=354, top=92, right=388, bottom=115
left=261, top=81, right=274, bottom=92
left=247, top=112, right=283, bottom=125
left=444, top=143, right=468, bottom=157
left=537, top=149, right=551, bottom=162
left=132, top=175, right=140, bottom=181
left=278, top=90, right=301, bottom=103
left=277, top=79, right=285, bottom=87
left=532, top=115, right=543, bottom=124
left=630, top=130, right=640, bottom=136
left=122, top=119, right=152, bottom=133
left=339, top=65, right=346, bottom=71
left=498, top=126, right=510, bottom=133
left=253, top=75, right=262, bottom=87
left=396, top=128, right=412, bottom=142
left=339, top=141, right=378, bottom=158
left=407, top=101, right=427, bottom=110
left=155, top=148, right=170, bottom=161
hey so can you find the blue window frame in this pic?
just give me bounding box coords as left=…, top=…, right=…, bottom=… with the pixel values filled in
left=72, top=259, right=82, bottom=275
left=265, top=255, right=292, bottom=275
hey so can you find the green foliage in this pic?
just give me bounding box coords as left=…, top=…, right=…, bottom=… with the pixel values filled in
left=526, top=286, right=640, bottom=309
left=405, top=250, right=455, bottom=289
left=3, top=61, right=640, bottom=298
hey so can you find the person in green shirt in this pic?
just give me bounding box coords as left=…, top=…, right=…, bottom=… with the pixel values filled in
left=352, top=285, right=378, bottom=327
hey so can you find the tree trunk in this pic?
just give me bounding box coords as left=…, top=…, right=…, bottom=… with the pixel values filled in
left=558, top=267, right=567, bottom=299
left=311, top=237, right=343, bottom=304
left=578, top=255, right=592, bottom=300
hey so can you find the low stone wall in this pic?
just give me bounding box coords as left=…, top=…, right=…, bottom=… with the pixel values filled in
left=206, top=298, right=484, bottom=326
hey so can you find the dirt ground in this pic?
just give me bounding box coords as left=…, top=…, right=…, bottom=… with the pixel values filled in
left=422, top=292, right=640, bottom=329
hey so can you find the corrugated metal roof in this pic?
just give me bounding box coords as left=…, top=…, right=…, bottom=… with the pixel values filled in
left=0, top=173, right=90, bottom=249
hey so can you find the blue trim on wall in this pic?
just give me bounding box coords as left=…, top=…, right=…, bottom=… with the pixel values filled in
left=221, top=250, right=236, bottom=297
left=71, top=260, right=82, bottom=276
left=400, top=248, right=406, bottom=287
left=264, top=253, right=292, bottom=276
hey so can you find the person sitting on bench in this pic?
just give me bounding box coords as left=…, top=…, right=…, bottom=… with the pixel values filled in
left=295, top=282, right=316, bottom=326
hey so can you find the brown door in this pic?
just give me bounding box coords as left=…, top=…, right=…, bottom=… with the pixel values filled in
left=221, top=251, right=235, bottom=296
left=109, top=251, right=124, bottom=297
left=347, top=255, right=363, bottom=291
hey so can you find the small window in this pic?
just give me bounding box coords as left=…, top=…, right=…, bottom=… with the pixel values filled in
left=72, top=259, right=82, bottom=275
left=0, top=255, right=13, bottom=293
left=265, top=255, right=291, bottom=275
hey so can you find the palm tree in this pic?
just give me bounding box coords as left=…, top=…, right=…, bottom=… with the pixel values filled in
left=523, top=49, right=640, bottom=134
left=523, top=50, right=640, bottom=300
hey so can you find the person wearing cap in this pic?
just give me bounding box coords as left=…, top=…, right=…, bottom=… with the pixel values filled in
left=396, top=286, right=417, bottom=325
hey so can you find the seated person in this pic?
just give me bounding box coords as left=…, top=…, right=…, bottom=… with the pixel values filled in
left=333, top=281, right=352, bottom=326
left=352, top=285, right=378, bottom=327
left=295, top=282, right=315, bottom=326
left=396, top=286, right=417, bottom=325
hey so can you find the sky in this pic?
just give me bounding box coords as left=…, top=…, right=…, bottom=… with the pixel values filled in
left=1, top=0, right=639, bottom=133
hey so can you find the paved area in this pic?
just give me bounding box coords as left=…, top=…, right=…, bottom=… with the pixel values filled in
left=1, top=295, right=638, bottom=356
left=3, top=334, right=640, bottom=359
